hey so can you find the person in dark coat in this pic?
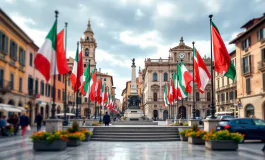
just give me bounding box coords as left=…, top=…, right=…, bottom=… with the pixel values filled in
left=103, top=112, right=111, bottom=126
left=19, top=113, right=29, bottom=137
left=8, top=114, right=19, bottom=135
left=34, top=113, right=43, bottom=132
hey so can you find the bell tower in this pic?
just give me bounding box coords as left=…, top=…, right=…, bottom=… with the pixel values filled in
left=80, top=20, right=97, bottom=71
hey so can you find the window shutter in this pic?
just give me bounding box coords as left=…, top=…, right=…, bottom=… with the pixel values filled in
left=249, top=37, right=251, bottom=46
left=5, top=35, right=8, bottom=55
left=249, top=55, right=251, bottom=73
left=23, top=50, right=26, bottom=66
left=241, top=41, right=244, bottom=50
left=9, top=40, right=12, bottom=58
left=241, top=57, right=244, bottom=73
left=0, top=31, right=2, bottom=51
left=14, top=43, right=17, bottom=61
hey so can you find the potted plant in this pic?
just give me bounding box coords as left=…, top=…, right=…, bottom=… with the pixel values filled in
left=179, top=129, right=191, bottom=141
left=186, top=124, right=207, bottom=145
left=30, top=131, right=68, bottom=151
left=81, top=129, right=93, bottom=142
left=203, top=130, right=244, bottom=150
left=66, top=132, right=85, bottom=146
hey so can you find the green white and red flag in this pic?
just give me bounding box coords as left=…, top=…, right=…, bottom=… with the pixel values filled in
left=101, top=84, right=105, bottom=106
left=211, top=21, right=236, bottom=80
left=96, top=79, right=101, bottom=104
left=173, top=72, right=182, bottom=101
left=177, top=62, right=193, bottom=97
left=89, top=69, right=96, bottom=102
left=164, top=84, right=169, bottom=107
left=70, top=47, right=83, bottom=93
left=34, top=21, right=70, bottom=82
left=80, top=62, right=91, bottom=96
left=194, top=48, right=211, bottom=93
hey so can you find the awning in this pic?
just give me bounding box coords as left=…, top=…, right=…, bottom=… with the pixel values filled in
left=0, top=103, right=24, bottom=112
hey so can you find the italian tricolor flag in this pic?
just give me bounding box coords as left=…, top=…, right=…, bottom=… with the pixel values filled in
left=168, top=79, right=174, bottom=104
left=34, top=21, right=70, bottom=82
left=211, top=21, right=236, bottom=80
left=80, top=62, right=90, bottom=97
left=194, top=48, right=211, bottom=93
left=70, top=47, right=83, bottom=93
left=164, top=84, right=169, bottom=107
left=96, top=79, right=101, bottom=105
left=173, top=72, right=182, bottom=100
left=89, top=70, right=97, bottom=102
left=104, top=87, right=109, bottom=107
left=178, top=62, right=193, bottom=97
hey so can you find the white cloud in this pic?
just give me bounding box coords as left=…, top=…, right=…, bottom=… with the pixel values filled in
left=119, top=30, right=162, bottom=48
left=9, top=13, right=47, bottom=47
left=135, top=9, right=144, bottom=20
left=156, top=2, right=175, bottom=17
left=120, top=0, right=154, bottom=6
left=5, top=0, right=16, bottom=4
left=200, top=0, right=221, bottom=14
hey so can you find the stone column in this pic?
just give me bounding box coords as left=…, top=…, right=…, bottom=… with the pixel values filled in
left=45, top=119, right=63, bottom=132
left=203, top=119, right=220, bottom=132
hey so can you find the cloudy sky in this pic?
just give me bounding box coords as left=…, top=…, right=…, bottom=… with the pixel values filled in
left=1, top=0, right=264, bottom=100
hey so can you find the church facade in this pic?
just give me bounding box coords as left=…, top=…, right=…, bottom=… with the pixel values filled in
left=142, top=37, right=212, bottom=120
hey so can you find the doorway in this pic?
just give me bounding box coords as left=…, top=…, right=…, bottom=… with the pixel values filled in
left=163, top=110, right=168, bottom=120
left=153, top=110, right=158, bottom=120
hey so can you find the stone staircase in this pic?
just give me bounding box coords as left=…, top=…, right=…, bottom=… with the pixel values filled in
left=91, top=126, right=180, bottom=141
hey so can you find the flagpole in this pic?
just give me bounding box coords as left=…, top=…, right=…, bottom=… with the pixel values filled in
left=192, top=41, right=196, bottom=119
left=209, top=14, right=216, bottom=119
left=87, top=59, right=91, bottom=119
left=75, top=41, right=79, bottom=119
left=63, top=22, right=68, bottom=125
left=51, top=10, right=59, bottom=119
left=176, top=60, right=178, bottom=119
left=99, top=68, right=103, bottom=122
left=180, top=59, right=184, bottom=119
left=94, top=67, right=97, bottom=119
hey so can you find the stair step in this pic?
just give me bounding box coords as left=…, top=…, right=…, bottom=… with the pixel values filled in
left=93, top=129, right=179, bottom=132
left=92, top=135, right=179, bottom=138
left=90, top=138, right=180, bottom=141
left=93, top=132, right=178, bottom=135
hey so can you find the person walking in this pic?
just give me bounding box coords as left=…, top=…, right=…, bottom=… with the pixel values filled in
left=0, top=116, right=7, bottom=136
left=8, top=114, right=19, bottom=135
left=103, top=112, right=110, bottom=126
left=34, top=113, right=43, bottom=132
left=19, top=113, right=29, bottom=138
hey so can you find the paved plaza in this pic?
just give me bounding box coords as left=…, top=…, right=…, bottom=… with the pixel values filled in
left=0, top=128, right=264, bottom=160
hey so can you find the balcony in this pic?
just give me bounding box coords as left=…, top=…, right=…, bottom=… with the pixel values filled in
left=28, top=90, right=37, bottom=99
left=258, top=61, right=265, bottom=72
left=0, top=80, right=11, bottom=94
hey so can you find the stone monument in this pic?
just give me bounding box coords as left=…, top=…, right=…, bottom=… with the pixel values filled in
left=124, top=58, right=144, bottom=121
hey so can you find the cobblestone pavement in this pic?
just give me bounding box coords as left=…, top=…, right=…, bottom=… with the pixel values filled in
left=0, top=127, right=264, bottom=160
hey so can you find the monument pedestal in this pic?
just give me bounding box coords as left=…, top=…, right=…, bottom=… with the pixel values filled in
left=203, top=119, right=220, bottom=132
left=124, top=109, right=144, bottom=121
left=45, top=119, right=63, bottom=132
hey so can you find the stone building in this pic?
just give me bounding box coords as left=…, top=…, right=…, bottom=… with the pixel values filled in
left=215, top=50, right=238, bottom=117
left=67, top=20, right=115, bottom=118
left=230, top=13, right=265, bottom=120
left=142, top=37, right=212, bottom=120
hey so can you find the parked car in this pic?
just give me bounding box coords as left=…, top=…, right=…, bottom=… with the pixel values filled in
left=217, top=115, right=234, bottom=120
left=195, top=117, right=203, bottom=125
left=91, top=116, right=101, bottom=120
left=205, top=116, right=212, bottom=120
left=216, top=118, right=265, bottom=142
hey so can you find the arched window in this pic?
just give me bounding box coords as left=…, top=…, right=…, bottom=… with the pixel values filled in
left=245, top=104, right=254, bottom=117
left=207, top=92, right=211, bottom=101
left=85, top=48, right=89, bottom=56
left=153, top=92, right=157, bottom=101
left=164, top=72, right=168, bottom=81
left=196, top=92, right=200, bottom=101
left=86, top=37, right=89, bottom=40
left=153, top=73, right=157, bottom=81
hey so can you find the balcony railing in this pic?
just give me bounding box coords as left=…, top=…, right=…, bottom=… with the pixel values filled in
left=28, top=90, right=37, bottom=98
left=0, top=80, right=11, bottom=94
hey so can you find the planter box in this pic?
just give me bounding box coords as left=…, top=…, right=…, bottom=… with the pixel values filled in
left=67, top=139, right=81, bottom=147
left=33, top=140, right=67, bottom=151
left=205, top=140, right=238, bottom=150
left=180, top=135, right=188, bottom=141
left=188, top=137, right=205, bottom=145
left=83, top=134, right=91, bottom=142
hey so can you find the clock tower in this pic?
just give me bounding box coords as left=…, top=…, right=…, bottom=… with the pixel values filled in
left=80, top=20, right=97, bottom=71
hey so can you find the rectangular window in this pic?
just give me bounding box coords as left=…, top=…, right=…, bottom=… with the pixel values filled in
left=10, top=73, right=14, bottom=90
left=58, top=89, right=61, bottom=100
left=58, top=75, right=61, bottom=81
left=222, top=78, right=224, bottom=87
left=217, top=80, right=219, bottom=88
left=41, top=81, right=44, bottom=96
left=45, top=84, right=48, bottom=96
left=19, top=77, right=22, bottom=92
left=30, top=53, right=33, bottom=66
left=217, top=94, right=220, bottom=102
left=241, top=37, right=251, bottom=50
left=226, top=92, right=228, bottom=101
left=0, top=69, right=4, bottom=88
left=85, top=98, right=88, bottom=102
left=47, top=84, right=50, bottom=97
left=0, top=32, right=8, bottom=54
left=257, top=27, right=265, bottom=41
left=242, top=55, right=251, bottom=74
left=19, top=47, right=25, bottom=66
left=51, top=86, right=54, bottom=97
left=62, top=90, right=65, bottom=101
left=229, top=91, right=234, bottom=100
left=35, top=79, right=38, bottom=94
left=68, top=77, right=70, bottom=86
left=262, top=48, right=265, bottom=63
left=235, top=90, right=237, bottom=99
left=246, top=78, right=251, bottom=94
left=28, top=77, right=34, bottom=95
left=10, top=40, right=17, bottom=61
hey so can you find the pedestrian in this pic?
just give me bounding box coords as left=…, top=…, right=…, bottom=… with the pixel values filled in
left=19, top=113, right=29, bottom=138
left=0, top=116, right=7, bottom=136
left=34, top=113, right=43, bottom=132
left=103, top=112, right=110, bottom=126
left=8, top=114, right=19, bottom=135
